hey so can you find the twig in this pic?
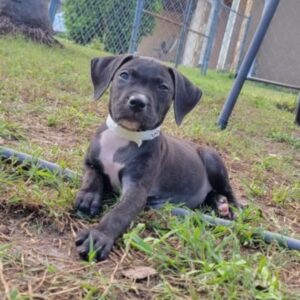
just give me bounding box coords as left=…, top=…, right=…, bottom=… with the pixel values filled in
left=0, top=232, right=11, bottom=241
left=54, top=261, right=105, bottom=275
left=27, top=280, right=33, bottom=299
left=101, top=249, right=128, bottom=298
left=70, top=221, right=77, bottom=239
left=46, top=286, right=80, bottom=296
left=32, top=270, right=48, bottom=292
left=0, top=261, right=10, bottom=299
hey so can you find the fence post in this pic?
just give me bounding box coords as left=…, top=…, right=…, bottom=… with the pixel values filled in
left=49, top=0, right=60, bottom=25
left=217, top=0, right=240, bottom=71
left=174, top=0, right=194, bottom=68
left=236, top=15, right=252, bottom=72
left=201, top=0, right=221, bottom=75
left=296, top=92, right=300, bottom=126
left=129, top=0, right=145, bottom=54
left=217, top=0, right=280, bottom=129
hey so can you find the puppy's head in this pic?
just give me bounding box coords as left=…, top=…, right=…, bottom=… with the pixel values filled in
left=91, top=55, right=202, bottom=131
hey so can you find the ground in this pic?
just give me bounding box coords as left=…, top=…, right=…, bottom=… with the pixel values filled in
left=0, top=36, right=299, bottom=299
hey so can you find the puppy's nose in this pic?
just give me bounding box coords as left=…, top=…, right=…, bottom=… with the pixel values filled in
left=128, top=95, right=147, bottom=112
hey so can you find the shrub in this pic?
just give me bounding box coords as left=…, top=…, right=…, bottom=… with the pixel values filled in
left=64, top=0, right=162, bottom=53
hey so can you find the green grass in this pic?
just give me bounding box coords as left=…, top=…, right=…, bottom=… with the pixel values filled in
left=0, top=36, right=299, bottom=299
left=124, top=211, right=282, bottom=299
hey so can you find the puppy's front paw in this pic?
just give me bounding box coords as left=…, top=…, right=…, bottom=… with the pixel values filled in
left=75, top=190, right=101, bottom=217
left=75, top=228, right=114, bottom=261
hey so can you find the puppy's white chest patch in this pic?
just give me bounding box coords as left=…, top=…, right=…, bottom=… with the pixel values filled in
left=99, top=129, right=129, bottom=189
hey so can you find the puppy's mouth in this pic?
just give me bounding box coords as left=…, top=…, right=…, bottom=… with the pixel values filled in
left=111, top=107, right=158, bottom=131
left=117, top=118, right=141, bottom=131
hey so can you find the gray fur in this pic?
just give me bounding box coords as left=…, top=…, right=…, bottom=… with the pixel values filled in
left=75, top=55, right=241, bottom=261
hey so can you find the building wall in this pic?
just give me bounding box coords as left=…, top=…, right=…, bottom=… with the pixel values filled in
left=243, top=0, right=300, bottom=87
left=137, top=10, right=182, bottom=62
left=254, top=0, right=300, bottom=86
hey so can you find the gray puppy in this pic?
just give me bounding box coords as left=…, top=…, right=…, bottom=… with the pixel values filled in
left=75, top=55, right=241, bottom=261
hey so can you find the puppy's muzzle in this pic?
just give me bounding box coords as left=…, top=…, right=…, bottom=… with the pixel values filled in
left=128, top=94, right=148, bottom=112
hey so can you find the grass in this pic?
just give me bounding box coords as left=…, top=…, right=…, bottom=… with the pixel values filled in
left=0, top=36, right=299, bottom=299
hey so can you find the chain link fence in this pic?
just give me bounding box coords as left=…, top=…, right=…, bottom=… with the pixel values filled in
left=48, top=0, right=300, bottom=125
left=49, top=0, right=251, bottom=74
left=136, top=0, right=209, bottom=68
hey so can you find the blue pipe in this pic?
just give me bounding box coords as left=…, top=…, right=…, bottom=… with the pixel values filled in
left=0, top=147, right=78, bottom=180
left=218, top=0, right=280, bottom=129
left=149, top=204, right=300, bottom=251
left=1, top=146, right=300, bottom=251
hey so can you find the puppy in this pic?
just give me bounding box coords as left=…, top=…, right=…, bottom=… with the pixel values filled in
left=75, top=55, right=241, bottom=261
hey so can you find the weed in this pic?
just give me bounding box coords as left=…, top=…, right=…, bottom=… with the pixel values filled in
left=0, top=119, right=25, bottom=140
left=124, top=207, right=287, bottom=299
left=268, top=131, right=300, bottom=149
left=276, top=101, right=296, bottom=113
left=271, top=182, right=300, bottom=206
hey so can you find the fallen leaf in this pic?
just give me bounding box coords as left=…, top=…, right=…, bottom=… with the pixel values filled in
left=122, top=266, right=157, bottom=280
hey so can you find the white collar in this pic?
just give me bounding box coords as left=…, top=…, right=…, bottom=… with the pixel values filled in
left=106, top=115, right=160, bottom=147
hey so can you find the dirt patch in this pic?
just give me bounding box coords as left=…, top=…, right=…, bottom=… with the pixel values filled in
left=0, top=206, right=160, bottom=299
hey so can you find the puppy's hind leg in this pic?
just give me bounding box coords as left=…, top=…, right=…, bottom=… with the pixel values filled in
left=198, top=148, right=241, bottom=218
left=204, top=191, right=234, bottom=219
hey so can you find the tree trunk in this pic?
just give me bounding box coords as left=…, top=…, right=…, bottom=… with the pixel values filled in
left=0, top=0, right=59, bottom=46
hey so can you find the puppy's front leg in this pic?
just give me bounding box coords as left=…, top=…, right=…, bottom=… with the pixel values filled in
left=75, top=162, right=103, bottom=217
left=75, top=183, right=148, bottom=261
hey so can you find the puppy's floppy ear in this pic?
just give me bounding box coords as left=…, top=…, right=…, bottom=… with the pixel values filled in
left=169, top=68, right=202, bottom=125
left=91, top=54, right=133, bottom=100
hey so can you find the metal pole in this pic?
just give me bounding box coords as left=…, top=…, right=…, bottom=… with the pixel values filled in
left=217, top=0, right=280, bottom=129
left=49, top=0, right=60, bottom=25
left=128, top=0, right=145, bottom=54
left=201, top=0, right=221, bottom=75
left=174, top=0, right=194, bottom=68
left=296, top=92, right=300, bottom=126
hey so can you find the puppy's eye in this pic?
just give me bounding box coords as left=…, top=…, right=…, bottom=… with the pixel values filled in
left=119, top=71, right=129, bottom=80
left=159, top=83, right=169, bottom=91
